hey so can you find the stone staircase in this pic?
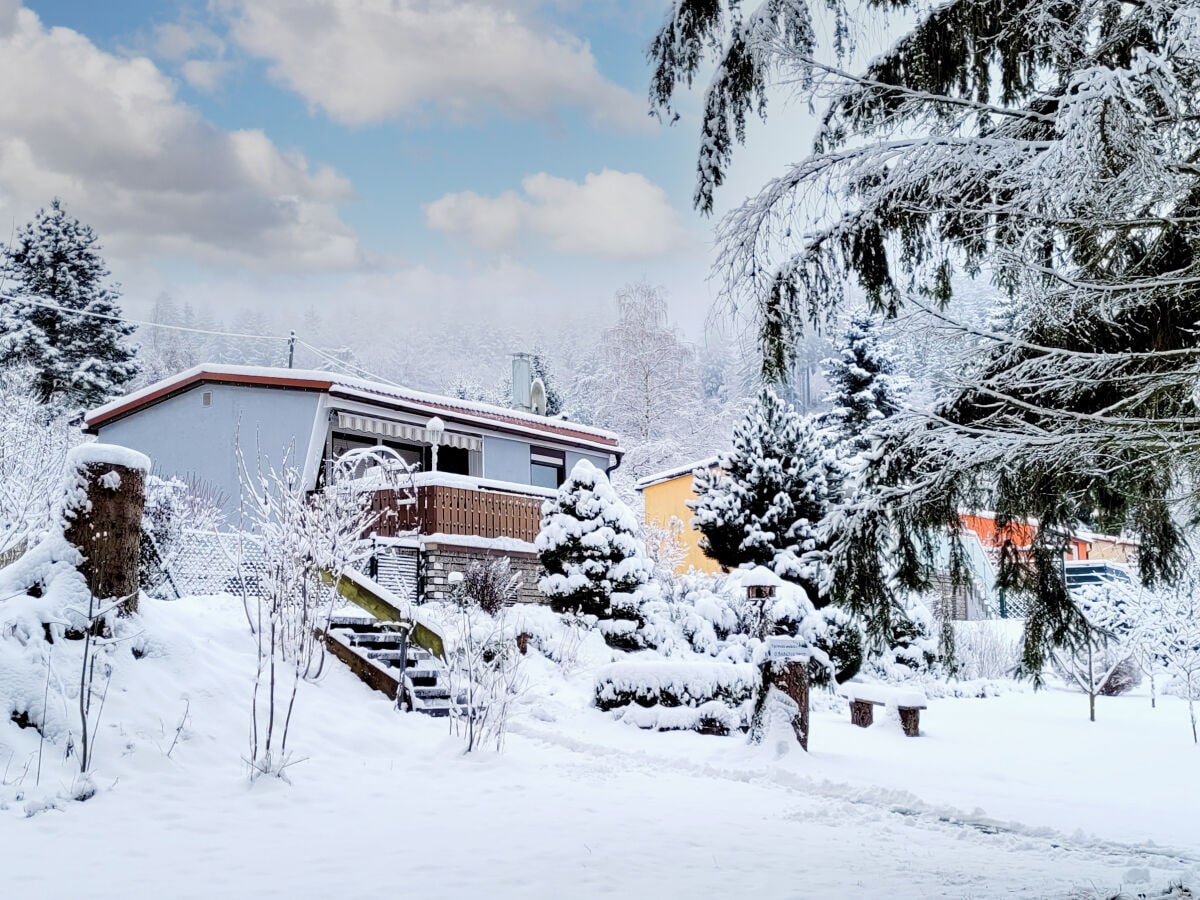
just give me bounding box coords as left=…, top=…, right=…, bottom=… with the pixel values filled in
left=325, top=614, right=464, bottom=716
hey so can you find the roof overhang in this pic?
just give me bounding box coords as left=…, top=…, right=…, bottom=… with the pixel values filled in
left=85, top=365, right=623, bottom=457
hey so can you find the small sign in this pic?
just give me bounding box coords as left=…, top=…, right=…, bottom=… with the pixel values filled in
left=766, top=637, right=808, bottom=661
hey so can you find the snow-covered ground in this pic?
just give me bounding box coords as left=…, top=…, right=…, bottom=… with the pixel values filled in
left=1, top=594, right=1196, bottom=899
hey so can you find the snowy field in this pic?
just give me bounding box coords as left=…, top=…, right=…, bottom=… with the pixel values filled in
left=1, top=593, right=1197, bottom=899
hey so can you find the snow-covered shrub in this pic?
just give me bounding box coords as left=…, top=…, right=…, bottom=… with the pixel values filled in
left=536, top=460, right=653, bottom=618
left=952, top=620, right=1021, bottom=680
left=803, top=605, right=864, bottom=686
left=634, top=572, right=742, bottom=657
left=642, top=515, right=687, bottom=578
left=139, top=474, right=225, bottom=598
left=237, top=443, right=381, bottom=778
left=866, top=597, right=941, bottom=683
left=1052, top=582, right=1141, bottom=720
left=1097, top=657, right=1142, bottom=696
left=458, top=556, right=520, bottom=616
left=594, top=659, right=759, bottom=734
left=0, top=443, right=151, bottom=799
left=0, top=366, right=77, bottom=557
left=443, top=589, right=525, bottom=753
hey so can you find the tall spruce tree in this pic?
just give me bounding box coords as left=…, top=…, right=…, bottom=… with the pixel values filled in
left=821, top=316, right=903, bottom=452
left=535, top=460, right=653, bottom=617
left=690, top=387, right=841, bottom=606
left=649, top=0, right=1200, bottom=672
left=0, top=200, right=137, bottom=407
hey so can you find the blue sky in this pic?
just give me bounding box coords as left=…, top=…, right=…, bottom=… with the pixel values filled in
left=0, top=1, right=813, bottom=341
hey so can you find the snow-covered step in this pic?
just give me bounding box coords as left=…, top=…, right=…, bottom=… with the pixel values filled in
left=341, top=631, right=405, bottom=644
left=411, top=685, right=451, bottom=700
left=365, top=649, right=413, bottom=661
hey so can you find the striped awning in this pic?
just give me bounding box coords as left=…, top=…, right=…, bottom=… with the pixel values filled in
left=336, top=412, right=482, bottom=452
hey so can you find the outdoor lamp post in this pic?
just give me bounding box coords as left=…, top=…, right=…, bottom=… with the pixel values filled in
left=426, top=416, right=445, bottom=473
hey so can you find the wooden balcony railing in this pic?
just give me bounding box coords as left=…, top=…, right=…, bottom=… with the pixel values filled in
left=368, top=483, right=545, bottom=543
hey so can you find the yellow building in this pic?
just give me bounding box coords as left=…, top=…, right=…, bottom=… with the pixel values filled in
left=636, top=457, right=721, bottom=575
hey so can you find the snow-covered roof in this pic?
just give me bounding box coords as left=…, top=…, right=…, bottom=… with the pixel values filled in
left=634, top=455, right=721, bottom=491
left=85, top=364, right=622, bottom=453
left=734, top=565, right=785, bottom=589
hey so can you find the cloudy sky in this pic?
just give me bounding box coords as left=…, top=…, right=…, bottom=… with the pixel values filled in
left=0, top=0, right=810, bottom=340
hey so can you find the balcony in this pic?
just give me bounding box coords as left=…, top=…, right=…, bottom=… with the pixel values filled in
left=366, top=475, right=551, bottom=543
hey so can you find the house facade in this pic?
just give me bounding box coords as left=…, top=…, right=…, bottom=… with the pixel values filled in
left=636, top=459, right=720, bottom=576
left=637, top=461, right=1136, bottom=620
left=85, top=364, right=623, bottom=603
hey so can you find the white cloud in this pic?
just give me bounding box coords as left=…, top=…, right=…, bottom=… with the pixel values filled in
left=180, top=57, right=233, bottom=92
left=218, top=0, right=646, bottom=130
left=424, top=169, right=689, bottom=260
left=150, top=20, right=232, bottom=91
left=0, top=6, right=359, bottom=270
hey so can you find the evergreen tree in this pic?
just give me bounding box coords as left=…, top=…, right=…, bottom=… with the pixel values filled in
left=690, top=387, right=841, bottom=606
left=821, top=315, right=903, bottom=452
left=0, top=199, right=137, bottom=406
left=535, top=460, right=653, bottom=617
left=649, top=0, right=1200, bottom=673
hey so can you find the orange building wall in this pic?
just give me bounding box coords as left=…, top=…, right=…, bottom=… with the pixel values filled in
left=641, top=472, right=720, bottom=575
left=959, top=513, right=1090, bottom=560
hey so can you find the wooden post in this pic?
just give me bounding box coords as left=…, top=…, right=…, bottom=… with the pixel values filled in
left=850, top=699, right=874, bottom=728
left=62, top=445, right=150, bottom=615
left=899, top=707, right=921, bottom=737
left=769, top=660, right=810, bottom=751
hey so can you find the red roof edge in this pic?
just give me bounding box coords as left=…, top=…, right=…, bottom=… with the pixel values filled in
left=84, top=372, right=334, bottom=433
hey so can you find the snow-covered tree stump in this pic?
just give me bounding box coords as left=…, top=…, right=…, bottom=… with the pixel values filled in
left=62, top=444, right=151, bottom=615
left=770, top=660, right=810, bottom=750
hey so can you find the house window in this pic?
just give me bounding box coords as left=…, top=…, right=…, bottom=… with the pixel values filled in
left=380, top=439, right=423, bottom=470
left=423, top=443, right=472, bottom=477
left=201, top=390, right=212, bottom=407
left=530, top=447, right=565, bottom=489
left=331, top=432, right=377, bottom=459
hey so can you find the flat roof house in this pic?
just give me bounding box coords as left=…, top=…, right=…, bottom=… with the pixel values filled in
left=85, top=364, right=623, bottom=552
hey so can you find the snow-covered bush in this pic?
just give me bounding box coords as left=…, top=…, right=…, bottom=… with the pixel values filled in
left=0, top=366, right=77, bottom=557
left=634, top=572, right=742, bottom=657
left=457, top=556, right=520, bottom=616
left=237, top=443, right=382, bottom=779
left=953, top=620, right=1021, bottom=680
left=443, top=585, right=525, bottom=754
left=803, top=605, right=864, bottom=686
left=1052, top=582, right=1142, bottom=720
left=536, top=460, right=653, bottom=618
left=139, top=474, right=225, bottom=598
left=594, top=659, right=760, bottom=733
left=0, top=443, right=151, bottom=801
left=865, top=596, right=941, bottom=683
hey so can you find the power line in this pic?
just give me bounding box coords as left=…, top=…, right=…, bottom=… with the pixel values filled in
left=0, top=292, right=290, bottom=343
left=294, top=338, right=402, bottom=387
left=0, top=289, right=405, bottom=387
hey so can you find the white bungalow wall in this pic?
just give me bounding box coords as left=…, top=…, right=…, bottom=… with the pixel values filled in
left=92, top=382, right=323, bottom=517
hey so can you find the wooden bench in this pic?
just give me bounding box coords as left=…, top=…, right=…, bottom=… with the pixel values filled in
left=837, top=683, right=928, bottom=737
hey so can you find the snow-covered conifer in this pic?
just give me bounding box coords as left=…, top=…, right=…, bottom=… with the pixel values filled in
left=821, top=315, right=903, bottom=452
left=0, top=200, right=137, bottom=407
left=536, top=460, right=653, bottom=617
left=650, top=0, right=1200, bottom=676
left=690, top=386, right=841, bottom=605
